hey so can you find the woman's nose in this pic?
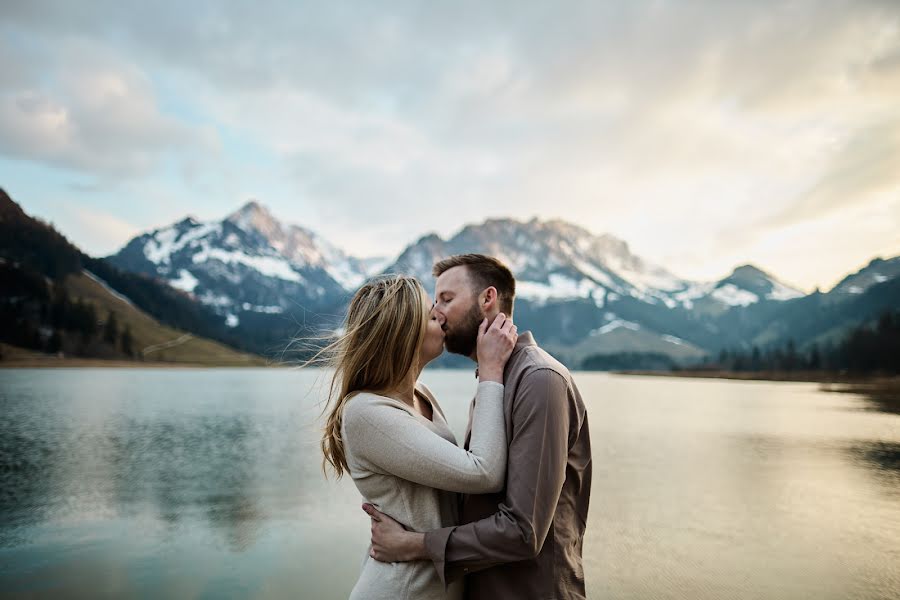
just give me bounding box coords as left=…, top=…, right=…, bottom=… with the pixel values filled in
left=429, top=306, right=445, bottom=324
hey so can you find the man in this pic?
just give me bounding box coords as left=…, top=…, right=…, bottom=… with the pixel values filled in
left=362, top=254, right=593, bottom=599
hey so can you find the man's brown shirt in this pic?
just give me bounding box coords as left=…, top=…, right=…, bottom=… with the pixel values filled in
left=424, top=331, right=593, bottom=599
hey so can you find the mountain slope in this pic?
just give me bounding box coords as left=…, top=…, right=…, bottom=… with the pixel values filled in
left=382, top=217, right=810, bottom=364
left=90, top=198, right=900, bottom=369
left=828, top=256, right=900, bottom=298
left=65, top=270, right=264, bottom=365
left=107, top=201, right=378, bottom=329
left=0, top=188, right=266, bottom=365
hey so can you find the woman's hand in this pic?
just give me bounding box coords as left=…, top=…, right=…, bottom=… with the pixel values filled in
left=476, top=313, right=518, bottom=383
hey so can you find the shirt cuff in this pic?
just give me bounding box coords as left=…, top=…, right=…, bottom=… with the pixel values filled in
left=476, top=380, right=504, bottom=392
left=424, top=526, right=455, bottom=587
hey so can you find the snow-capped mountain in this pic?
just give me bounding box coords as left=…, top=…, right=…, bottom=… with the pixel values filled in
left=106, top=204, right=896, bottom=365
left=107, top=201, right=382, bottom=327
left=379, top=218, right=811, bottom=362
left=385, top=218, right=803, bottom=312
left=829, top=256, right=900, bottom=297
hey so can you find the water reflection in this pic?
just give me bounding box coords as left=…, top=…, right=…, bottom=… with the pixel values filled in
left=0, top=371, right=317, bottom=554
left=0, top=422, right=60, bottom=547
left=861, top=395, right=900, bottom=416
left=848, top=441, right=900, bottom=494
left=0, top=369, right=898, bottom=600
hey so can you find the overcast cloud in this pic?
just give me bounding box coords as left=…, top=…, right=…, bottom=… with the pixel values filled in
left=1, top=0, right=898, bottom=291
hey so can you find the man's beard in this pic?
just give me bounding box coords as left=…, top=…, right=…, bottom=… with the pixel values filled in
left=443, top=303, right=483, bottom=357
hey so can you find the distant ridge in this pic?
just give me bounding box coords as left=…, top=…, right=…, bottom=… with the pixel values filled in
left=102, top=198, right=899, bottom=367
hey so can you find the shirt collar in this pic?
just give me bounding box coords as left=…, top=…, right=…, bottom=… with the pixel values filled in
left=474, top=330, right=536, bottom=378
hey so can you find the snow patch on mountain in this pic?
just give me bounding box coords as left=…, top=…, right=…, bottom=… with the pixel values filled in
left=591, top=319, right=642, bottom=335
left=240, top=303, right=284, bottom=314
left=144, top=222, right=220, bottom=265
left=672, top=282, right=715, bottom=309
left=198, top=291, right=234, bottom=307
left=192, top=246, right=305, bottom=284
left=766, top=280, right=804, bottom=301
left=517, top=275, right=607, bottom=307
left=170, top=269, right=199, bottom=293
left=711, top=284, right=759, bottom=307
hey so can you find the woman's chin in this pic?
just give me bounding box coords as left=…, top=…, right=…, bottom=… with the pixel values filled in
left=422, top=350, right=444, bottom=365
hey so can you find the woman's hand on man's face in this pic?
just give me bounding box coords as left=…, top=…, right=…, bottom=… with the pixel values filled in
left=476, top=313, right=518, bottom=383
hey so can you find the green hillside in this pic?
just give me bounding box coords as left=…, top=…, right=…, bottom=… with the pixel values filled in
left=65, top=270, right=265, bottom=366
left=0, top=187, right=267, bottom=367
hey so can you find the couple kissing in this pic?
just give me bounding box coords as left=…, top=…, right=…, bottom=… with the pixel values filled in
left=318, top=254, right=592, bottom=600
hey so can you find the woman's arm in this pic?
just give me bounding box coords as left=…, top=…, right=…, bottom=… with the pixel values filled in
left=343, top=381, right=507, bottom=494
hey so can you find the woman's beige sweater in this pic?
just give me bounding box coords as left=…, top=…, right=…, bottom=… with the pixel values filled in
left=342, top=381, right=507, bottom=600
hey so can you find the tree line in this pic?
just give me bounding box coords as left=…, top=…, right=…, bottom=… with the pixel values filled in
left=695, top=309, right=900, bottom=375
left=0, top=190, right=226, bottom=358
left=0, top=261, right=135, bottom=359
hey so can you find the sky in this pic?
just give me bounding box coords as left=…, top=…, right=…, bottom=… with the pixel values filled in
left=1, top=0, right=899, bottom=292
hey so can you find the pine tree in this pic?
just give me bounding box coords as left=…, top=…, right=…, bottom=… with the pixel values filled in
left=750, top=346, right=761, bottom=371
left=103, top=311, right=119, bottom=346
left=47, top=329, right=62, bottom=354
left=808, top=343, right=821, bottom=370
left=121, top=325, right=134, bottom=358
left=784, top=339, right=797, bottom=371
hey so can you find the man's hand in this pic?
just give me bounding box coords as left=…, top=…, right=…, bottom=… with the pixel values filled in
left=362, top=503, right=427, bottom=563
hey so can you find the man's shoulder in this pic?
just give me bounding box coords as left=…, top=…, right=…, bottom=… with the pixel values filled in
left=513, top=344, right=572, bottom=382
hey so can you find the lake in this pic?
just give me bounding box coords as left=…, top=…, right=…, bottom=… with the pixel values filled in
left=1, top=368, right=898, bottom=599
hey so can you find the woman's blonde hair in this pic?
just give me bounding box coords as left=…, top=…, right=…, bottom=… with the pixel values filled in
left=317, top=275, right=430, bottom=478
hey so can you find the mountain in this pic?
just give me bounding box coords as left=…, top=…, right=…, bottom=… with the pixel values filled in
left=107, top=201, right=381, bottom=330
left=382, top=218, right=809, bottom=364
left=0, top=188, right=264, bottom=365
left=385, top=218, right=802, bottom=311
left=828, top=256, right=900, bottom=298
left=101, top=201, right=900, bottom=369
left=731, top=264, right=900, bottom=352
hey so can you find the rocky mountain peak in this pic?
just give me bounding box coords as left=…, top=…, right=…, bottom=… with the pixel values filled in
left=730, top=264, right=771, bottom=281
left=226, top=200, right=281, bottom=237
left=718, top=264, right=803, bottom=302
left=830, top=255, right=900, bottom=295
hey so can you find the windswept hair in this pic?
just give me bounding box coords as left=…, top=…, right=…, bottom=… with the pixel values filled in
left=315, top=275, right=430, bottom=478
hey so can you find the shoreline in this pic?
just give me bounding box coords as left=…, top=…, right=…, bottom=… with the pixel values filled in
left=2, top=357, right=896, bottom=391
left=0, top=342, right=277, bottom=369
left=0, top=358, right=280, bottom=369
left=615, top=369, right=900, bottom=408
left=611, top=369, right=887, bottom=385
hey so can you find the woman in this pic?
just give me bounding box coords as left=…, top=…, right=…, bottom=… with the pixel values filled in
left=319, top=275, right=517, bottom=600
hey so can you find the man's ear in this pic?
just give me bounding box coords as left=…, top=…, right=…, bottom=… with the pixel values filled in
left=481, top=286, right=498, bottom=311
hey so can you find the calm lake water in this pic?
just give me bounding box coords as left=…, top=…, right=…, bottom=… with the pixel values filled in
left=1, top=368, right=898, bottom=599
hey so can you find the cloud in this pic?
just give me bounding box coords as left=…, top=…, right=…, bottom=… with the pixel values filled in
left=67, top=206, right=141, bottom=256
left=0, top=0, right=898, bottom=287
left=0, top=37, right=217, bottom=177
left=761, top=117, right=900, bottom=229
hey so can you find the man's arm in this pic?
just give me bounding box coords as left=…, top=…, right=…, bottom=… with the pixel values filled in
left=366, top=368, right=572, bottom=584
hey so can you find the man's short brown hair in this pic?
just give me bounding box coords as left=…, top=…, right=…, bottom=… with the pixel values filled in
left=432, top=254, right=516, bottom=316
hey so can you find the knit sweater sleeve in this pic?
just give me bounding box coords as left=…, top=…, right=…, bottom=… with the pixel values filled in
left=343, top=382, right=507, bottom=494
